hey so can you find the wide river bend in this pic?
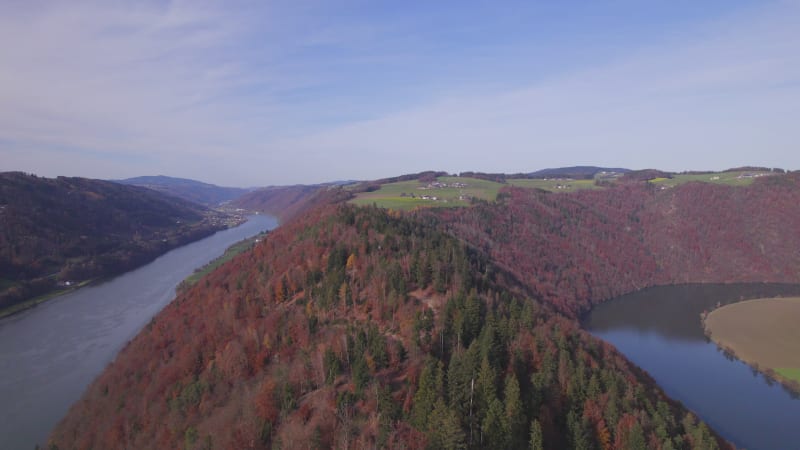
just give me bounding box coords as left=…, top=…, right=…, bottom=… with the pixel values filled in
left=585, top=283, right=800, bottom=450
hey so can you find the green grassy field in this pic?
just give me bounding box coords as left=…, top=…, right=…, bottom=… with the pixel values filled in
left=507, top=178, right=600, bottom=192
left=350, top=176, right=503, bottom=210
left=777, top=368, right=800, bottom=383
left=510, top=170, right=777, bottom=191
left=649, top=170, right=774, bottom=188
left=350, top=170, right=780, bottom=210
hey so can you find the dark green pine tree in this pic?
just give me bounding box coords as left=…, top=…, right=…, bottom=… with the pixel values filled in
left=475, top=356, right=497, bottom=422
left=463, top=291, right=482, bottom=346
left=567, top=410, right=594, bottom=450
left=416, top=253, right=431, bottom=287
left=411, top=361, right=442, bottom=430
left=447, top=347, right=474, bottom=418
left=529, top=419, right=544, bottom=450
left=627, top=422, right=647, bottom=450
left=504, top=372, right=526, bottom=449
left=481, top=398, right=508, bottom=448
left=429, top=399, right=467, bottom=450
left=479, top=316, right=505, bottom=370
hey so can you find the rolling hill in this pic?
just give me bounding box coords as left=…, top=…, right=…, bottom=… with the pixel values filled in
left=231, top=184, right=354, bottom=223
left=49, top=202, right=730, bottom=450
left=527, top=166, right=631, bottom=179
left=437, top=172, right=800, bottom=317
left=115, top=175, right=251, bottom=207
left=47, top=170, right=800, bottom=449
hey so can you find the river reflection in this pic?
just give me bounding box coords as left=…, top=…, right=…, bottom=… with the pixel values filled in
left=585, top=283, right=800, bottom=450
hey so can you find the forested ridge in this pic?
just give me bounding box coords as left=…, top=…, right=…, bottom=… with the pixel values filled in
left=232, top=185, right=350, bottom=223
left=50, top=198, right=737, bottom=449
left=115, top=175, right=250, bottom=207
left=0, top=172, right=230, bottom=312
left=437, top=174, right=800, bottom=317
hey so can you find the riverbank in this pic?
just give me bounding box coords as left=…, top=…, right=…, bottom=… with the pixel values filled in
left=586, top=284, right=800, bottom=450
left=0, top=214, right=277, bottom=450
left=703, top=297, right=800, bottom=394
left=0, top=280, right=94, bottom=320
left=176, top=231, right=268, bottom=292
left=0, top=216, right=249, bottom=320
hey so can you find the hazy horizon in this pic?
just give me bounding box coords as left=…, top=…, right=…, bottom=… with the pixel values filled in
left=2, top=1, right=799, bottom=187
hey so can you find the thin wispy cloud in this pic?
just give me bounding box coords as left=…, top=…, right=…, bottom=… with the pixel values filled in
left=278, top=1, right=800, bottom=179
left=1, top=1, right=798, bottom=185
left=1, top=2, right=269, bottom=166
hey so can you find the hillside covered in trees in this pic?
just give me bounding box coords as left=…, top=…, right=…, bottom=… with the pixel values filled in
left=115, top=175, right=251, bottom=207
left=232, top=185, right=325, bottom=222
left=0, top=172, right=233, bottom=313
left=53, top=189, right=781, bottom=448
left=47, top=171, right=800, bottom=449
left=437, top=173, right=800, bottom=317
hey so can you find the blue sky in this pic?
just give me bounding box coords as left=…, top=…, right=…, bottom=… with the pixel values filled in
left=1, top=0, right=799, bottom=186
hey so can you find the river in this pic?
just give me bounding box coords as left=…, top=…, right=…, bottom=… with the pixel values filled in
left=585, top=283, right=800, bottom=450
left=0, top=214, right=277, bottom=450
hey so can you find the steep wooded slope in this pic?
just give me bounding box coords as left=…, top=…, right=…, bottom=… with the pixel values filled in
left=437, top=174, right=800, bottom=316
left=0, top=172, right=229, bottom=311
left=50, top=205, right=726, bottom=450
left=232, top=185, right=326, bottom=222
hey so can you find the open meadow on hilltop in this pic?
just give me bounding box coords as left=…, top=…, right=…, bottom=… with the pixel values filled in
left=350, top=176, right=503, bottom=210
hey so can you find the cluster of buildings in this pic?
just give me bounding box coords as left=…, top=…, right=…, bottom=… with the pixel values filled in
left=736, top=173, right=768, bottom=179
left=399, top=192, right=439, bottom=201
left=425, top=181, right=467, bottom=189
left=396, top=181, right=472, bottom=202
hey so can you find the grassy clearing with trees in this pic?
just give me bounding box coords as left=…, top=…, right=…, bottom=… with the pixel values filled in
left=507, top=178, right=600, bottom=192
left=350, top=176, right=503, bottom=210
left=649, top=170, right=775, bottom=188
left=350, top=169, right=787, bottom=211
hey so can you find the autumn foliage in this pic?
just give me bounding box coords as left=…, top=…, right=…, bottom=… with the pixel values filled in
left=437, top=174, right=800, bottom=317
left=46, top=172, right=800, bottom=449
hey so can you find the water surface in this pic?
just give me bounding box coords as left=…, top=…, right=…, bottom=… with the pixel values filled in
left=585, top=284, right=800, bottom=450
left=0, top=215, right=277, bottom=450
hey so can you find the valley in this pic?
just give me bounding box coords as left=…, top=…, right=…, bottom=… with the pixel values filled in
left=2, top=168, right=799, bottom=449
left=0, top=215, right=277, bottom=450
left=7, top=3, right=798, bottom=449
left=43, top=169, right=800, bottom=450
left=115, top=175, right=253, bottom=207
left=0, top=173, right=245, bottom=317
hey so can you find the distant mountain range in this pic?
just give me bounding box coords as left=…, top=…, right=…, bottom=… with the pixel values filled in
left=0, top=172, right=231, bottom=315
left=114, top=175, right=253, bottom=206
